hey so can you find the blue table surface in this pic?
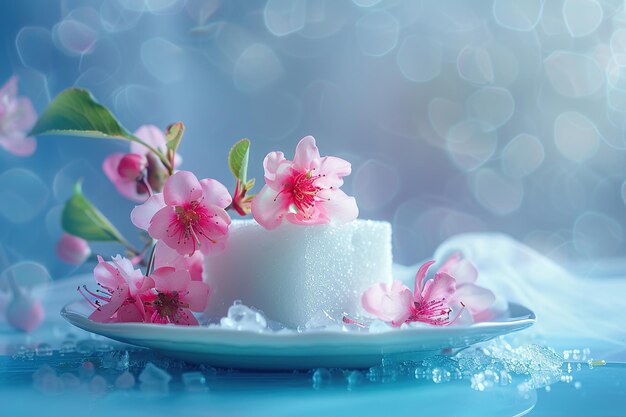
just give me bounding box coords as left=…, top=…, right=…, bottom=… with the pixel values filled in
left=0, top=348, right=625, bottom=417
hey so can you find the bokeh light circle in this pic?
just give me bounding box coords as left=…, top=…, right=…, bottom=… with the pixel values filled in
left=446, top=120, right=498, bottom=171
left=492, top=0, right=543, bottom=31
left=355, top=10, right=400, bottom=57
left=554, top=111, right=601, bottom=162
left=233, top=43, right=283, bottom=93
left=563, top=0, right=603, bottom=38
left=397, top=35, right=443, bottom=82
left=573, top=211, right=623, bottom=257
left=457, top=46, right=494, bottom=85
left=264, top=0, right=306, bottom=37
left=140, top=37, right=186, bottom=83
left=466, top=86, right=515, bottom=131
left=353, top=159, right=401, bottom=212
left=501, top=133, right=545, bottom=178
left=428, top=98, right=465, bottom=139
left=472, top=168, right=524, bottom=215
left=0, top=169, right=50, bottom=225
left=544, top=51, right=604, bottom=97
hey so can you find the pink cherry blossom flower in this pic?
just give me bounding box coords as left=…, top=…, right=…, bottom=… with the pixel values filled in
left=0, top=76, right=37, bottom=157
left=142, top=266, right=209, bottom=325
left=251, top=136, right=358, bottom=230
left=56, top=233, right=91, bottom=265
left=362, top=256, right=495, bottom=327
left=153, top=240, right=204, bottom=281
left=131, top=171, right=232, bottom=256
left=103, top=125, right=181, bottom=202
left=80, top=255, right=154, bottom=323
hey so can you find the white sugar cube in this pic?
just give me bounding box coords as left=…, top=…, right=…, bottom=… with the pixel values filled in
left=203, top=219, right=393, bottom=327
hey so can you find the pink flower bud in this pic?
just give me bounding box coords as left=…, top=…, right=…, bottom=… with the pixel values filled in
left=56, top=233, right=91, bottom=265
left=117, top=153, right=147, bottom=180
left=6, top=290, right=44, bottom=332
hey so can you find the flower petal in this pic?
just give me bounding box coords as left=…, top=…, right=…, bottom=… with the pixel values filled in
left=148, top=206, right=196, bottom=255
left=174, top=309, right=199, bottom=325
left=93, top=257, right=122, bottom=289
left=263, top=151, right=286, bottom=184
left=188, top=251, right=204, bottom=281
left=88, top=285, right=128, bottom=323
left=0, top=76, right=18, bottom=99
left=196, top=206, right=230, bottom=254
left=115, top=302, right=145, bottom=323
left=136, top=276, right=155, bottom=294
left=13, top=97, right=37, bottom=131
left=111, top=255, right=147, bottom=295
left=314, top=156, right=351, bottom=188
left=362, top=280, right=413, bottom=325
left=251, top=184, right=291, bottom=230
left=0, top=133, right=36, bottom=156
left=421, top=272, right=457, bottom=303
left=154, top=240, right=205, bottom=280
left=438, top=253, right=478, bottom=284
left=131, top=193, right=166, bottom=230
left=151, top=266, right=190, bottom=293
left=154, top=240, right=182, bottom=269
left=317, top=189, right=358, bottom=224
left=413, top=260, right=436, bottom=298
left=163, top=171, right=203, bottom=206
left=111, top=254, right=138, bottom=276
left=56, top=233, right=91, bottom=265
left=199, top=178, right=232, bottom=209
left=454, top=283, right=495, bottom=314
left=185, top=281, right=210, bottom=311
left=286, top=205, right=328, bottom=225
left=292, top=136, right=320, bottom=171
left=103, top=153, right=146, bottom=202
left=102, top=153, right=123, bottom=180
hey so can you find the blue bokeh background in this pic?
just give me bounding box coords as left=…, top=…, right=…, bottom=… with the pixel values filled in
left=1, top=0, right=625, bottom=282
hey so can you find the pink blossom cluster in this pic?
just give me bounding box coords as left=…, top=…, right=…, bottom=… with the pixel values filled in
left=80, top=254, right=208, bottom=325
left=0, top=76, right=37, bottom=156
left=80, top=169, right=230, bottom=324
left=80, top=136, right=358, bottom=325
left=362, top=254, right=496, bottom=327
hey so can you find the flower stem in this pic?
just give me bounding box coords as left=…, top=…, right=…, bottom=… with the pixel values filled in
left=140, top=176, right=153, bottom=197
left=116, top=235, right=142, bottom=259
left=145, top=243, right=157, bottom=276
left=129, top=134, right=173, bottom=175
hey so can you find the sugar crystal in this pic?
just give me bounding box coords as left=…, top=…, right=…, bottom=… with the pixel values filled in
left=220, top=302, right=268, bottom=331
left=139, top=362, right=171, bottom=393
left=182, top=371, right=209, bottom=392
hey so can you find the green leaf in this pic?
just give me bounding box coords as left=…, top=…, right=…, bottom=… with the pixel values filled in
left=228, top=139, right=250, bottom=183
left=30, top=88, right=171, bottom=171
left=62, top=181, right=126, bottom=242
left=165, top=122, right=185, bottom=153
left=31, top=88, right=134, bottom=140
left=244, top=178, right=255, bottom=191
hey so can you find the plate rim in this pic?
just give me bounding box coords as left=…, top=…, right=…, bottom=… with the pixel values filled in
left=61, top=300, right=535, bottom=342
